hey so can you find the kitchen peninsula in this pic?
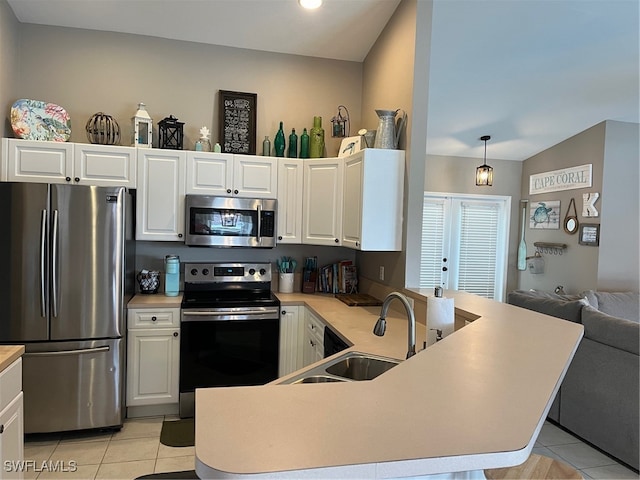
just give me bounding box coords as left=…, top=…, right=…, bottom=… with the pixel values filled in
left=195, top=290, right=583, bottom=479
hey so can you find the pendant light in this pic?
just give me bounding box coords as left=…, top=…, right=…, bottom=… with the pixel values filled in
left=476, top=135, right=493, bottom=186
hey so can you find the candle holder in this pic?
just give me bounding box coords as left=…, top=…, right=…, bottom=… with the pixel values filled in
left=158, top=115, right=184, bottom=150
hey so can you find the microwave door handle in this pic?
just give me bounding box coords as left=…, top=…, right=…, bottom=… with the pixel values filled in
left=256, top=204, right=262, bottom=244
left=40, top=209, right=47, bottom=318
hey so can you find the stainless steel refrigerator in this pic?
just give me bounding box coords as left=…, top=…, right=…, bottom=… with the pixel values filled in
left=0, top=182, right=135, bottom=433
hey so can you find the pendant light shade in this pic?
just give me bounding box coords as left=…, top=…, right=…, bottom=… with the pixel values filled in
left=476, top=135, right=493, bottom=186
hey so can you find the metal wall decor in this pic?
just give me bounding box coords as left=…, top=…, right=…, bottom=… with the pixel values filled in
left=85, top=112, right=120, bottom=145
left=158, top=115, right=184, bottom=150
left=563, top=198, right=579, bottom=234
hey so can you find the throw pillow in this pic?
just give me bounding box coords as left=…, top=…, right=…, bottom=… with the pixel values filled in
left=582, top=305, right=640, bottom=355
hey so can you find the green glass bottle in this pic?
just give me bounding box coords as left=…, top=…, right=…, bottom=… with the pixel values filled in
left=288, top=128, right=298, bottom=158
left=309, top=116, right=325, bottom=158
left=299, top=128, right=310, bottom=159
left=274, top=122, right=285, bottom=157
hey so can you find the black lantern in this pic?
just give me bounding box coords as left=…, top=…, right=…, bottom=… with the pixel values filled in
left=158, top=115, right=184, bottom=150
left=476, top=135, right=494, bottom=186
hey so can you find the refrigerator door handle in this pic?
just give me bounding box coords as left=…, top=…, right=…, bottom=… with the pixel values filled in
left=40, top=209, right=47, bottom=318
left=24, top=346, right=111, bottom=357
left=51, top=209, right=59, bottom=317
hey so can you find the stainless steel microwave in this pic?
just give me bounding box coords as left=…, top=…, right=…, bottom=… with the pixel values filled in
left=185, top=195, right=277, bottom=248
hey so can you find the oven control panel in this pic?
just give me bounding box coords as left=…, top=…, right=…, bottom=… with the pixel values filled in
left=184, top=263, right=271, bottom=283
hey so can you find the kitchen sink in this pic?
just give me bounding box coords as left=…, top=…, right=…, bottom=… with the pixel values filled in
left=279, top=351, right=401, bottom=384
left=325, top=353, right=400, bottom=381
left=292, top=375, right=347, bottom=384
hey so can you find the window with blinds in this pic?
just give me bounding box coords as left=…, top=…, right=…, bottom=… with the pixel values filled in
left=420, top=193, right=510, bottom=301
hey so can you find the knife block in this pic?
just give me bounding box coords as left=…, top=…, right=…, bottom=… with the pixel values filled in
left=302, top=269, right=317, bottom=293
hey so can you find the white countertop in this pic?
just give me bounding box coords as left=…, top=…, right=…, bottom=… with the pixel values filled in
left=195, top=290, right=583, bottom=479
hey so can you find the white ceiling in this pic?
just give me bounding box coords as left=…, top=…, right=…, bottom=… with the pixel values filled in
left=7, top=0, right=639, bottom=161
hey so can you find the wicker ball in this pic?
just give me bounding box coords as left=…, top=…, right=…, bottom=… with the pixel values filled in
left=85, top=112, right=120, bottom=145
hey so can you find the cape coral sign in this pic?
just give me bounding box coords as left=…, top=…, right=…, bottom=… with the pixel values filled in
left=529, top=164, right=592, bottom=195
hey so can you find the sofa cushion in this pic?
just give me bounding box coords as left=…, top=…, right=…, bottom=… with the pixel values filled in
left=581, top=305, right=640, bottom=355
left=507, top=291, right=588, bottom=323
left=581, top=291, right=639, bottom=321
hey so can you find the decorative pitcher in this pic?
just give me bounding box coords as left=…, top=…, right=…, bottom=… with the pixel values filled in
left=374, top=109, right=407, bottom=149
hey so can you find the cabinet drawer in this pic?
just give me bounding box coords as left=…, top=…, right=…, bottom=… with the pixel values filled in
left=0, top=358, right=22, bottom=412
left=128, top=308, right=180, bottom=328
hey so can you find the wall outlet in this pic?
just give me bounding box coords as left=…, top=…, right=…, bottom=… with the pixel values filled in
left=379, top=266, right=385, bottom=281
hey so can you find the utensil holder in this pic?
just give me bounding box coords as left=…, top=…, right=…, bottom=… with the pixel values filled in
left=279, top=273, right=294, bottom=293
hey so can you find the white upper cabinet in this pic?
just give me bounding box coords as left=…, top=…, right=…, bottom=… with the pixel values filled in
left=302, top=157, right=344, bottom=246
left=342, top=149, right=405, bottom=251
left=276, top=158, right=304, bottom=244
left=186, top=152, right=277, bottom=198
left=2, top=139, right=135, bottom=187
left=136, top=148, right=186, bottom=241
left=185, top=152, right=233, bottom=195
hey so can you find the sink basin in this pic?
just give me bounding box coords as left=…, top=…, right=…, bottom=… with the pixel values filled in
left=292, top=375, right=347, bottom=384
left=324, top=353, right=400, bottom=381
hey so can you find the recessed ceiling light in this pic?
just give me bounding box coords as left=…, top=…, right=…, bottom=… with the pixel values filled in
left=299, top=0, right=322, bottom=10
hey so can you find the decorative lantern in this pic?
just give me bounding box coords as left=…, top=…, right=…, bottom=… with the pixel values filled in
left=85, top=112, right=120, bottom=145
left=330, top=105, right=350, bottom=138
left=158, top=115, right=184, bottom=150
left=475, top=135, right=494, bottom=186
left=132, top=103, right=153, bottom=148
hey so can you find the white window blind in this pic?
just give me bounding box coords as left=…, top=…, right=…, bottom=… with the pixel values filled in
left=419, top=198, right=446, bottom=288
left=455, top=201, right=499, bottom=298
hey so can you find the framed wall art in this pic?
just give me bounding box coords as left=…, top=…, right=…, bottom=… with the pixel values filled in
left=529, top=200, right=561, bottom=229
left=578, top=223, right=600, bottom=246
left=218, top=90, right=257, bottom=154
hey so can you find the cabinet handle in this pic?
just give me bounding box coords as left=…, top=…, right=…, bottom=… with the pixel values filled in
left=65, top=177, right=71, bottom=182
left=310, top=340, right=316, bottom=347
left=178, top=233, right=183, bottom=238
left=0, top=424, right=4, bottom=434
left=151, top=316, right=157, bottom=321
left=173, top=332, right=179, bottom=337
left=74, top=177, right=80, bottom=182
left=234, top=189, right=239, bottom=195
left=278, top=236, right=283, bottom=240
left=227, top=189, right=232, bottom=194
left=281, top=310, right=286, bottom=315
left=334, top=238, right=339, bottom=243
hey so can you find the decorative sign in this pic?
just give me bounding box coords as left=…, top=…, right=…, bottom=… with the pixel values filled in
left=582, top=192, right=600, bottom=217
left=218, top=90, right=257, bottom=155
left=530, top=200, right=561, bottom=229
left=529, top=164, right=592, bottom=195
left=579, top=223, right=600, bottom=246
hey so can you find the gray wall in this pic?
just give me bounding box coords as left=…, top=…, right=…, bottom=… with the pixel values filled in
left=359, top=0, right=433, bottom=290
left=424, top=155, right=523, bottom=293
left=518, top=120, right=640, bottom=294
left=598, top=121, right=639, bottom=291
left=0, top=0, right=19, bottom=137
left=13, top=24, right=363, bottom=158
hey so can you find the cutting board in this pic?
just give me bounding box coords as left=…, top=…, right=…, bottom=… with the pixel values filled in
left=335, top=293, right=383, bottom=307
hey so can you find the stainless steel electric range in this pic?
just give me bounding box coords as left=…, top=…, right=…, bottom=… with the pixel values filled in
left=179, top=262, right=280, bottom=418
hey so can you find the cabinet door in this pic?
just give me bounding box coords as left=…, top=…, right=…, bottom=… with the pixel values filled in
left=277, top=159, right=304, bottom=244
left=185, top=152, right=233, bottom=195
left=74, top=144, right=136, bottom=187
left=342, top=152, right=364, bottom=249
left=126, top=328, right=180, bottom=406
left=279, top=306, right=303, bottom=377
left=233, top=155, right=277, bottom=198
left=136, top=149, right=186, bottom=241
left=0, top=393, right=24, bottom=480
left=302, top=158, right=343, bottom=246
left=5, top=138, right=72, bottom=184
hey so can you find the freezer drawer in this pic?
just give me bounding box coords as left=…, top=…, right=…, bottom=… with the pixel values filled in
left=22, top=338, right=124, bottom=434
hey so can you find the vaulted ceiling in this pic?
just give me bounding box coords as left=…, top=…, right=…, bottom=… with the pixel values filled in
left=7, top=0, right=639, bottom=160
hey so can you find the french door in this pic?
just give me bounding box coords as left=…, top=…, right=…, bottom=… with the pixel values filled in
left=420, top=193, right=510, bottom=301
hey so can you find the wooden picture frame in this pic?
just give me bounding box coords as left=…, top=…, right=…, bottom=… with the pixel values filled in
left=218, top=90, right=257, bottom=154
left=578, top=223, right=600, bottom=246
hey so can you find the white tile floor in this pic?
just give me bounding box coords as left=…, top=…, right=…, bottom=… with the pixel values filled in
left=23, top=417, right=638, bottom=479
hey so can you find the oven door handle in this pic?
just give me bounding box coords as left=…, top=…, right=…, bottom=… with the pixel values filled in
left=182, top=309, right=280, bottom=322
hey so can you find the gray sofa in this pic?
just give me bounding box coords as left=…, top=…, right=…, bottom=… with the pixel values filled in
left=507, top=289, right=639, bottom=471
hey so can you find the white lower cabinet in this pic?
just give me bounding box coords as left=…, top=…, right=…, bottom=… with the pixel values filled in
left=126, top=308, right=180, bottom=411
left=302, top=309, right=325, bottom=367
left=0, top=358, right=24, bottom=480
left=279, top=306, right=303, bottom=377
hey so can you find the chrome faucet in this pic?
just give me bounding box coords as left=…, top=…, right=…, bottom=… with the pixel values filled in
left=373, top=292, right=417, bottom=359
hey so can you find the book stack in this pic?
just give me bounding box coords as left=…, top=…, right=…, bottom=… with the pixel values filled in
left=317, top=260, right=358, bottom=294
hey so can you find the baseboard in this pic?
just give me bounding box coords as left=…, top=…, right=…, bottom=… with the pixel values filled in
left=127, top=403, right=179, bottom=418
